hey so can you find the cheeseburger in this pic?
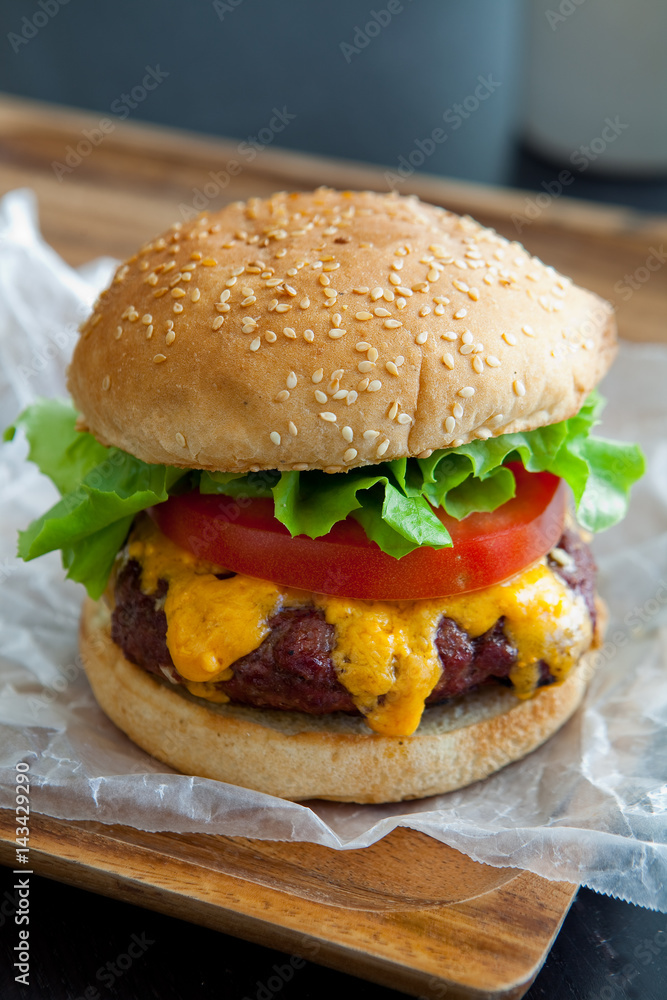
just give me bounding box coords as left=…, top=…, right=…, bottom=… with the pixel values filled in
left=8, top=189, right=644, bottom=803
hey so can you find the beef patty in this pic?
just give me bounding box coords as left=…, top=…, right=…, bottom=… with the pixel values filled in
left=110, top=526, right=596, bottom=714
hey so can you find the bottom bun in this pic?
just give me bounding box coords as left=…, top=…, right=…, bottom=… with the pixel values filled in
left=81, top=596, right=603, bottom=804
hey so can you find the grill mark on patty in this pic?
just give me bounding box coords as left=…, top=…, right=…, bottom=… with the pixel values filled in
left=110, top=528, right=595, bottom=713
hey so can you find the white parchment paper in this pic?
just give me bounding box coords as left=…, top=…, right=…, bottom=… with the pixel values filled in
left=1, top=189, right=666, bottom=910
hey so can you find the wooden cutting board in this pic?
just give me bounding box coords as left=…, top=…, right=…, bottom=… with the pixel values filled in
left=0, top=92, right=664, bottom=999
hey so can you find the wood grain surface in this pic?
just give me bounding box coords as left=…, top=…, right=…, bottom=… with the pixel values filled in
left=1, top=91, right=662, bottom=999
left=0, top=809, right=575, bottom=1000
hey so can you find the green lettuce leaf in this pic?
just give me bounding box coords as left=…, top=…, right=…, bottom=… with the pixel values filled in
left=6, top=399, right=188, bottom=598
left=5, top=391, right=645, bottom=598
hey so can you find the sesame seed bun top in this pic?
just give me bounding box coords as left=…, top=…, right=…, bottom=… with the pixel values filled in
left=67, top=188, right=617, bottom=473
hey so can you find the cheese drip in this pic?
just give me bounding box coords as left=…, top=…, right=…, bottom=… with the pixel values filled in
left=126, top=518, right=592, bottom=737
left=128, top=519, right=289, bottom=687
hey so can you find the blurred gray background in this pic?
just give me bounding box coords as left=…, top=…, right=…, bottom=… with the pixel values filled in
left=0, top=0, right=665, bottom=208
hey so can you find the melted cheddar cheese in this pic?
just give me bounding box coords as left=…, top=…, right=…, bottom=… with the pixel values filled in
left=126, top=518, right=593, bottom=737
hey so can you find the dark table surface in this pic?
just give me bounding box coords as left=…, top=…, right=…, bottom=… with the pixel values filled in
left=2, top=147, right=666, bottom=1000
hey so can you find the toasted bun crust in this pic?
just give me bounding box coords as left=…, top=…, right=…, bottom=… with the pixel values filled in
left=68, top=189, right=616, bottom=474
left=81, top=596, right=601, bottom=803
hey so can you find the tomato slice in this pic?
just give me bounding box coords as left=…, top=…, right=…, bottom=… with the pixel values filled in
left=150, top=464, right=566, bottom=600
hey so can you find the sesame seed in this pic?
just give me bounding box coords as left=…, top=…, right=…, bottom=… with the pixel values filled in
left=165, top=330, right=175, bottom=345
left=462, top=331, right=473, bottom=345
left=275, top=389, right=290, bottom=402
left=312, top=369, right=324, bottom=383
left=173, top=304, right=183, bottom=313
left=522, top=324, right=535, bottom=337
left=284, top=284, right=297, bottom=296
left=355, top=341, right=371, bottom=352
left=332, top=369, right=344, bottom=380
left=358, top=360, right=374, bottom=373
left=332, top=313, right=342, bottom=328
left=383, top=289, right=395, bottom=302
left=503, top=332, right=517, bottom=346
left=388, top=273, right=402, bottom=286
left=385, top=361, right=399, bottom=376
left=304, top=329, right=314, bottom=342
left=319, top=274, right=330, bottom=286
left=141, top=314, right=153, bottom=325
left=191, top=288, right=201, bottom=302
left=384, top=319, right=402, bottom=329
left=333, top=389, right=348, bottom=400
left=102, top=375, right=110, bottom=390
left=289, top=422, right=298, bottom=436
left=300, top=297, right=310, bottom=309
left=486, top=355, right=501, bottom=367
left=458, top=386, right=475, bottom=398
left=320, top=412, right=337, bottom=422
left=270, top=431, right=281, bottom=445
left=286, top=371, right=297, bottom=389
left=374, top=307, right=391, bottom=317
left=513, top=379, right=526, bottom=397
left=355, top=311, right=373, bottom=321
left=265, top=278, right=282, bottom=288
left=191, top=251, right=202, bottom=261
left=472, top=355, right=484, bottom=374
left=391, top=260, right=403, bottom=271
left=442, top=353, right=455, bottom=369
left=388, top=401, right=399, bottom=420
left=202, top=258, right=217, bottom=267
left=170, top=288, right=185, bottom=299
left=427, top=269, right=440, bottom=282
left=265, top=331, right=277, bottom=343
left=353, top=286, right=370, bottom=294
left=342, top=426, right=354, bottom=443
left=445, top=416, right=456, bottom=433
left=343, top=448, right=358, bottom=463
left=275, top=303, right=291, bottom=313
left=376, top=438, right=390, bottom=458
left=454, top=308, right=467, bottom=319
left=419, top=307, right=432, bottom=317
left=453, top=280, right=469, bottom=293
left=241, top=295, right=257, bottom=306
left=396, top=298, right=407, bottom=310
left=358, top=377, right=370, bottom=391
left=397, top=413, right=412, bottom=425
left=363, top=429, right=380, bottom=442
left=453, top=403, right=463, bottom=419
left=415, top=331, right=428, bottom=345
left=250, top=337, right=261, bottom=351
left=492, top=413, right=505, bottom=426
left=367, top=380, right=382, bottom=392
left=346, top=389, right=358, bottom=405
left=370, top=287, right=383, bottom=300
left=115, top=326, right=123, bottom=339
left=153, top=354, right=167, bottom=363
left=283, top=327, right=297, bottom=339
left=328, top=328, right=346, bottom=339
left=460, top=344, right=474, bottom=355
left=323, top=289, right=337, bottom=300
left=212, top=317, right=225, bottom=330
left=476, top=428, right=493, bottom=440
left=314, top=389, right=328, bottom=403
